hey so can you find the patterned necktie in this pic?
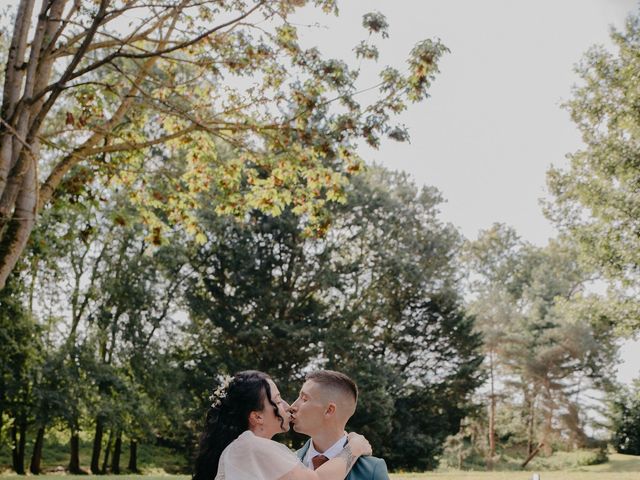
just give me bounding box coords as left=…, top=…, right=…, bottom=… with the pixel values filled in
left=312, top=454, right=329, bottom=470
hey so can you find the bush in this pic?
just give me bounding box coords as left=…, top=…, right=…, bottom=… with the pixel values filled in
left=577, top=447, right=609, bottom=466
left=611, top=386, right=640, bottom=456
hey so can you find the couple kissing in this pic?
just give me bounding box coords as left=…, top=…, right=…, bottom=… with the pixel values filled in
left=193, top=370, right=389, bottom=480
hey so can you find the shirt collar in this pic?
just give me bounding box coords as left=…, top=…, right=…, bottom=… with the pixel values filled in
left=304, top=435, right=348, bottom=468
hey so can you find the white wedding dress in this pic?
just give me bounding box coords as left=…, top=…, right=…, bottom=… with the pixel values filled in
left=215, top=430, right=302, bottom=480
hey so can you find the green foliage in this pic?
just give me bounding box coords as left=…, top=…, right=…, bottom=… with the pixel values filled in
left=611, top=381, right=640, bottom=456
left=182, top=166, right=483, bottom=470
left=362, top=12, right=390, bottom=38
left=440, top=444, right=610, bottom=472
left=0, top=433, right=188, bottom=473
left=0, top=179, right=195, bottom=471
left=464, top=225, right=618, bottom=464
left=184, top=209, right=328, bottom=387
left=0, top=271, right=42, bottom=471
left=0, top=276, right=37, bottom=405
left=578, top=448, right=609, bottom=467
left=3, top=152, right=482, bottom=473
left=545, top=11, right=640, bottom=334
left=0, top=1, right=451, bottom=281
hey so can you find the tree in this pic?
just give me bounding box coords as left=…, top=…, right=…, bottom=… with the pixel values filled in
left=546, top=11, right=640, bottom=333
left=182, top=166, right=483, bottom=470
left=12, top=170, right=190, bottom=474
left=466, top=287, right=521, bottom=466
left=611, top=380, right=640, bottom=455
left=183, top=203, right=336, bottom=402
left=464, top=225, right=618, bottom=465
left=0, top=275, right=40, bottom=474
left=322, top=168, right=483, bottom=470
left=83, top=219, right=188, bottom=474
left=0, top=0, right=448, bottom=289
left=464, top=224, right=532, bottom=465
left=28, top=348, right=70, bottom=475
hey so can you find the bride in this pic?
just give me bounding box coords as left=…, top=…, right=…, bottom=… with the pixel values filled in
left=193, top=370, right=372, bottom=480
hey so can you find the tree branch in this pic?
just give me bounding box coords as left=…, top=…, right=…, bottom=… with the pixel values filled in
left=36, top=1, right=266, bottom=97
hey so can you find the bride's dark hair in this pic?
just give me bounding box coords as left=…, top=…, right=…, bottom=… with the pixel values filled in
left=193, top=370, right=284, bottom=480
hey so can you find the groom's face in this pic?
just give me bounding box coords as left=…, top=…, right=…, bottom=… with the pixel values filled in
left=289, top=380, right=327, bottom=436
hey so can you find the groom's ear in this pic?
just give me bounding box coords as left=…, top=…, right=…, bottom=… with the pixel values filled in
left=325, top=402, right=336, bottom=417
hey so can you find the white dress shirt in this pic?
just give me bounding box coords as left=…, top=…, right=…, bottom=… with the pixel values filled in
left=303, top=435, right=348, bottom=470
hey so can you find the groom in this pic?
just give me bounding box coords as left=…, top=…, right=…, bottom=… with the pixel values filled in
left=289, top=370, right=389, bottom=480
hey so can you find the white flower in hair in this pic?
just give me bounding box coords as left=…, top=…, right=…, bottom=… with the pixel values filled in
left=209, top=375, right=234, bottom=408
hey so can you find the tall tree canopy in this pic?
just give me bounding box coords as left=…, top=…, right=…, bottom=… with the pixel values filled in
left=0, top=0, right=447, bottom=289
left=0, top=164, right=483, bottom=473
left=464, top=225, right=618, bottom=466
left=546, top=11, right=640, bottom=333
left=182, top=166, right=483, bottom=471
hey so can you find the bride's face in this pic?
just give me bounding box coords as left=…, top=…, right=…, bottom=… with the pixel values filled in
left=262, top=379, right=291, bottom=436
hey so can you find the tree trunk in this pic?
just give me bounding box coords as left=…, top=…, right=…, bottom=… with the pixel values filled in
left=111, top=431, right=122, bottom=474
left=91, top=416, right=105, bottom=474
left=0, top=383, right=3, bottom=439
left=1, top=0, right=36, bottom=117
left=487, top=351, right=496, bottom=470
left=0, top=0, right=177, bottom=291
left=68, top=431, right=82, bottom=474
left=101, top=428, right=113, bottom=474
left=0, top=158, right=37, bottom=290
left=127, top=439, right=138, bottom=473
left=29, top=425, right=45, bottom=474
left=542, top=382, right=554, bottom=456
left=11, top=417, right=27, bottom=474
left=527, top=395, right=536, bottom=455
left=0, top=0, right=67, bottom=288
left=10, top=422, right=21, bottom=474
left=0, top=0, right=51, bottom=225
left=18, top=418, right=27, bottom=474
left=0, top=0, right=37, bottom=193
left=521, top=442, right=544, bottom=468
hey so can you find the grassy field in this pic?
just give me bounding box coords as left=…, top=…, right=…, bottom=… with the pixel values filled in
left=0, top=453, right=640, bottom=480
left=1, top=453, right=638, bottom=480
left=390, top=453, right=640, bottom=479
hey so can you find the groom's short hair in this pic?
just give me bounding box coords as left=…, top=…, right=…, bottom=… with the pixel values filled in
left=305, top=370, right=358, bottom=404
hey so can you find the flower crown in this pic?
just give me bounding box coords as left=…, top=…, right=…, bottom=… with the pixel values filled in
left=209, top=375, right=234, bottom=408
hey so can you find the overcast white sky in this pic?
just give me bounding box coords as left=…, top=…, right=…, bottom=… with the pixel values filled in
left=293, top=0, right=640, bottom=384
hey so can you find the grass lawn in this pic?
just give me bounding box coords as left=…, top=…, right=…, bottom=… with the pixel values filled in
left=1, top=453, right=638, bottom=480
left=391, top=474, right=640, bottom=479
left=390, top=453, right=640, bottom=479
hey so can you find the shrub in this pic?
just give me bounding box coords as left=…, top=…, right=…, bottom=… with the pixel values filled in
left=577, top=447, right=609, bottom=466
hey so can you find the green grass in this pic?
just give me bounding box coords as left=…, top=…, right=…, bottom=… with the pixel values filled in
left=391, top=474, right=640, bottom=479
left=1, top=448, right=638, bottom=479
left=0, top=477, right=189, bottom=480
left=389, top=453, right=640, bottom=479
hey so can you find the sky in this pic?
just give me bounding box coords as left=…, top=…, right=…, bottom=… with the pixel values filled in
left=293, top=0, right=640, bottom=384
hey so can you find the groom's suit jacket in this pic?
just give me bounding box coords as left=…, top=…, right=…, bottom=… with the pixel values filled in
left=296, top=440, right=389, bottom=480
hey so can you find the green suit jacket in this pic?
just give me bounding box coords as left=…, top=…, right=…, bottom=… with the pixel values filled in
left=296, top=440, right=390, bottom=480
